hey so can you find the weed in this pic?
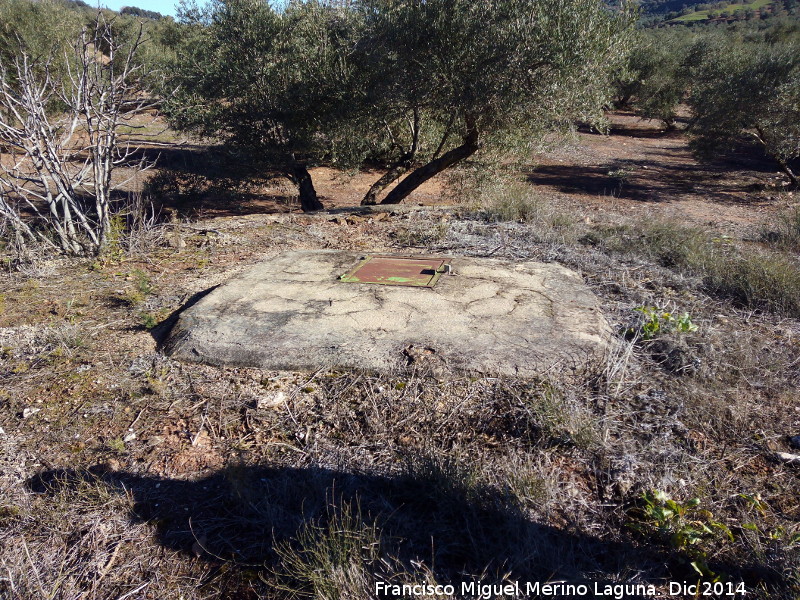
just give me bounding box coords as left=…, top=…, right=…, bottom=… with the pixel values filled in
left=273, top=499, right=383, bottom=600
left=140, top=311, right=160, bottom=330
left=475, top=181, right=574, bottom=229
left=526, top=383, right=598, bottom=449
left=628, top=490, right=733, bottom=578
left=508, top=469, right=550, bottom=506
left=481, top=183, right=543, bottom=222
left=123, top=268, right=154, bottom=306
left=102, top=215, right=126, bottom=263
left=596, top=221, right=800, bottom=317
left=133, top=269, right=153, bottom=296
left=607, top=167, right=633, bottom=181
left=107, top=437, right=126, bottom=453
left=628, top=306, right=698, bottom=340
left=607, top=167, right=634, bottom=193
left=761, top=207, right=800, bottom=251
left=702, top=250, right=800, bottom=317
left=0, top=505, right=21, bottom=526
left=394, top=221, right=450, bottom=247
left=45, top=325, right=87, bottom=350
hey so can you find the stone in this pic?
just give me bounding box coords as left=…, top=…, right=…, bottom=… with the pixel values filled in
left=257, top=391, right=287, bottom=409
left=163, top=250, right=611, bottom=377
left=22, top=407, right=40, bottom=419
left=166, top=233, right=186, bottom=249
left=775, top=452, right=800, bottom=464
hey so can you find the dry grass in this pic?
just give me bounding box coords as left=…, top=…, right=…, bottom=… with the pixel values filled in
left=1, top=169, right=799, bottom=599
left=762, top=205, right=800, bottom=252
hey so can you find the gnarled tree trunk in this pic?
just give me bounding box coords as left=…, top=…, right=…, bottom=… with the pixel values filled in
left=775, top=156, right=799, bottom=190
left=290, top=163, right=324, bottom=212
left=361, top=152, right=414, bottom=205
left=379, top=128, right=480, bottom=205
left=363, top=107, right=422, bottom=206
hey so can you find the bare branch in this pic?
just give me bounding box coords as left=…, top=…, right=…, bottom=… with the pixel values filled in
left=0, top=11, right=160, bottom=257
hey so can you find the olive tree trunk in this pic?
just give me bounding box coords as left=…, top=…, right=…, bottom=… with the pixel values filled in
left=361, top=152, right=414, bottom=205
left=362, top=108, right=421, bottom=205
left=775, top=157, right=799, bottom=190
left=290, top=163, right=324, bottom=212
left=378, top=129, right=480, bottom=205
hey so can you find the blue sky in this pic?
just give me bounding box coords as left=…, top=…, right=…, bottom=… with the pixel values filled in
left=97, top=0, right=180, bottom=17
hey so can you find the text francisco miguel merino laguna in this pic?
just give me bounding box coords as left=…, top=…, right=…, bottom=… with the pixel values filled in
left=375, top=579, right=747, bottom=598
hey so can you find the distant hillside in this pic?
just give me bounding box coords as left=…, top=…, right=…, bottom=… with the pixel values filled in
left=637, top=0, right=702, bottom=13
left=670, top=0, right=775, bottom=23
left=23, top=0, right=166, bottom=19
left=631, top=0, right=798, bottom=23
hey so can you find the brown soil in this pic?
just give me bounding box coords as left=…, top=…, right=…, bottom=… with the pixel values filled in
left=527, top=112, right=795, bottom=237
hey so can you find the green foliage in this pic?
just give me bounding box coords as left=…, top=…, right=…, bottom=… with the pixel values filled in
left=107, top=437, right=126, bottom=453
left=628, top=490, right=734, bottom=578
left=632, top=306, right=698, bottom=340
left=701, top=247, right=800, bottom=316
left=167, top=0, right=634, bottom=204
left=688, top=36, right=800, bottom=187
left=601, top=222, right=800, bottom=317
left=356, top=0, right=634, bottom=152
left=107, top=13, right=181, bottom=87
left=0, top=0, right=85, bottom=58
left=120, top=5, right=164, bottom=19
left=133, top=269, right=153, bottom=296
left=140, top=311, right=160, bottom=329
left=166, top=0, right=365, bottom=167
left=123, top=268, right=153, bottom=306
left=616, top=29, right=695, bottom=128
left=762, top=206, right=800, bottom=250
left=671, top=0, right=775, bottom=22
left=101, top=215, right=127, bottom=263
left=0, top=0, right=85, bottom=94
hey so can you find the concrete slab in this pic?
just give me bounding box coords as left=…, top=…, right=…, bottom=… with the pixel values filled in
left=163, top=251, right=611, bottom=377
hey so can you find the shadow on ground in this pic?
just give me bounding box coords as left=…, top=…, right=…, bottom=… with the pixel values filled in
left=149, top=285, right=219, bottom=342
left=529, top=120, right=789, bottom=204
left=135, top=144, right=304, bottom=218
left=525, top=155, right=779, bottom=204
left=26, top=463, right=782, bottom=596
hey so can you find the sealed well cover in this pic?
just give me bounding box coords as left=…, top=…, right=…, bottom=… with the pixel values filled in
left=163, top=250, right=612, bottom=377
left=339, top=255, right=450, bottom=287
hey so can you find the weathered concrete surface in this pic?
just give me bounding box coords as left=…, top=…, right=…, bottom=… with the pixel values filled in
left=163, top=251, right=611, bottom=377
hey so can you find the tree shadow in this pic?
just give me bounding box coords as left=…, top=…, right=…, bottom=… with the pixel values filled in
left=545, top=114, right=792, bottom=205
left=526, top=153, right=778, bottom=205
left=25, top=462, right=782, bottom=595
left=132, top=144, right=305, bottom=219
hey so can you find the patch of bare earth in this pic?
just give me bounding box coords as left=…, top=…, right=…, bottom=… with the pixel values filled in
left=529, top=112, right=794, bottom=238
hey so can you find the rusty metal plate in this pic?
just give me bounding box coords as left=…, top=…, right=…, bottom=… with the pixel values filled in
left=339, top=255, right=451, bottom=287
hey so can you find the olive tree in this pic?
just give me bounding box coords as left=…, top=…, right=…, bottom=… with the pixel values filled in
left=168, top=0, right=633, bottom=209
left=166, top=0, right=367, bottom=211
left=615, top=29, right=694, bottom=130
left=355, top=0, right=635, bottom=205
left=688, top=39, right=800, bottom=189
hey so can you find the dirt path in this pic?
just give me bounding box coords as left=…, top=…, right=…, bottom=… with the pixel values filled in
left=528, top=112, right=795, bottom=237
